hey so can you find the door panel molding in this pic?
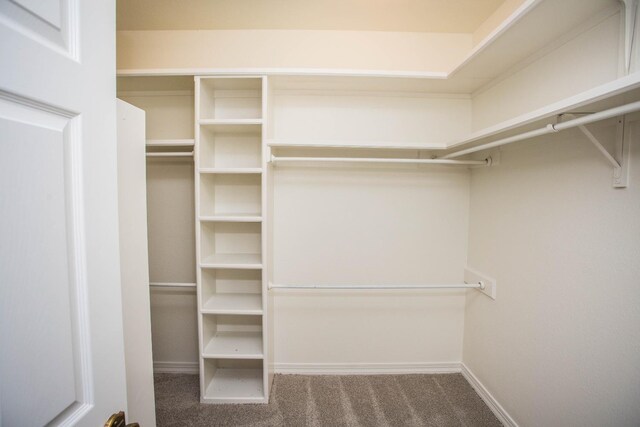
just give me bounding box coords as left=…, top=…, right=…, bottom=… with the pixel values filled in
left=0, top=92, right=93, bottom=425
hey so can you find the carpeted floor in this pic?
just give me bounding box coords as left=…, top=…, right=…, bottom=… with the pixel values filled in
left=154, top=373, right=502, bottom=426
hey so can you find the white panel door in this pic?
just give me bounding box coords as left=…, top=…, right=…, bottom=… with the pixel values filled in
left=0, top=1, right=128, bottom=426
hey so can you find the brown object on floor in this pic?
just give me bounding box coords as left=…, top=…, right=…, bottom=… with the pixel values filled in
left=154, top=373, right=502, bottom=426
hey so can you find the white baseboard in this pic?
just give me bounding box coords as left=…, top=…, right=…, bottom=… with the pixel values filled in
left=153, top=361, right=199, bottom=374
left=461, top=363, right=518, bottom=427
left=274, top=362, right=462, bottom=375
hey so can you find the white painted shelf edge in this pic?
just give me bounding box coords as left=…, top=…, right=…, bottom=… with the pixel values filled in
left=268, top=141, right=448, bottom=150
left=146, top=139, right=195, bottom=147
left=200, top=253, right=263, bottom=269
left=199, top=119, right=263, bottom=125
left=202, top=332, right=264, bottom=359
left=199, top=168, right=263, bottom=174
left=199, top=215, right=263, bottom=223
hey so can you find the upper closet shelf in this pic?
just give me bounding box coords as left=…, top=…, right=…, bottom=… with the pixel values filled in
left=446, top=73, right=640, bottom=151
left=268, top=141, right=447, bottom=151
left=270, top=72, right=640, bottom=154
left=117, top=0, right=616, bottom=94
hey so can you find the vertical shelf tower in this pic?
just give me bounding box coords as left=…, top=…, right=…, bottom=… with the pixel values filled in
left=195, top=76, right=269, bottom=403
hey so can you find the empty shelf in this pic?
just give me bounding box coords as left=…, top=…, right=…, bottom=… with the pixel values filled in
left=201, top=253, right=263, bottom=269
left=202, top=294, right=263, bottom=315
left=204, top=368, right=264, bottom=402
left=203, top=332, right=263, bottom=359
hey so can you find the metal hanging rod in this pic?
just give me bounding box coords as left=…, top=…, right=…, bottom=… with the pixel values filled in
left=441, top=100, right=640, bottom=159
left=146, top=151, right=194, bottom=158
left=268, top=282, right=484, bottom=290
left=149, top=282, right=197, bottom=288
left=270, top=154, right=488, bottom=166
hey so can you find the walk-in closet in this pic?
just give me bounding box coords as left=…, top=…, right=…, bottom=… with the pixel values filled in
left=112, top=0, right=640, bottom=425
left=2, top=0, right=638, bottom=426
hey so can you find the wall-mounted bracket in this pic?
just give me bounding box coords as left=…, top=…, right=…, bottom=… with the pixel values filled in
left=560, top=114, right=631, bottom=188
left=487, top=149, right=500, bottom=166
left=614, top=116, right=631, bottom=187
left=464, top=267, right=496, bottom=300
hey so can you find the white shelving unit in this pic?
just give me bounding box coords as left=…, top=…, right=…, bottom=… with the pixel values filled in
left=195, top=76, right=269, bottom=403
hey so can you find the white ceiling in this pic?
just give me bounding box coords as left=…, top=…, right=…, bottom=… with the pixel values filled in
left=117, top=0, right=507, bottom=33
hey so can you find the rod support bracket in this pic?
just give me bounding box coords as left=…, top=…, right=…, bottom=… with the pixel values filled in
left=613, top=116, right=631, bottom=188
left=465, top=268, right=496, bottom=300
left=565, top=113, right=630, bottom=188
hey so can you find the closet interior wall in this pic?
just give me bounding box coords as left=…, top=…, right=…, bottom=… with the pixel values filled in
left=266, top=78, right=474, bottom=368
left=460, top=6, right=640, bottom=426
left=114, top=1, right=640, bottom=421
left=117, top=76, right=199, bottom=373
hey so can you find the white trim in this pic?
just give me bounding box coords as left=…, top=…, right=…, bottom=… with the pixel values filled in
left=461, top=363, right=518, bottom=427
left=153, top=361, right=199, bottom=374
left=117, top=67, right=447, bottom=79
left=272, top=88, right=471, bottom=99
left=274, top=362, right=461, bottom=375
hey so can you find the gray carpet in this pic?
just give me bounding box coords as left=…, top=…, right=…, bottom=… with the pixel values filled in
left=154, top=373, right=502, bottom=427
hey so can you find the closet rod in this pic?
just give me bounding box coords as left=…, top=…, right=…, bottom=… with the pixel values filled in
left=441, top=100, right=640, bottom=159
left=146, top=151, right=194, bottom=158
left=268, top=282, right=484, bottom=290
left=149, top=282, right=197, bottom=288
left=270, top=155, right=488, bottom=166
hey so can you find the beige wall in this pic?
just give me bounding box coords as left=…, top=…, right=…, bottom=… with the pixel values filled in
left=272, top=165, right=471, bottom=367
left=464, top=123, right=640, bottom=426
left=117, top=29, right=471, bottom=73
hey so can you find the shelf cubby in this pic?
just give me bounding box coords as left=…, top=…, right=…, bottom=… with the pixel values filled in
left=202, top=314, right=263, bottom=359
left=200, top=222, right=262, bottom=268
left=199, top=77, right=263, bottom=120
left=200, top=125, right=262, bottom=169
left=199, top=174, right=262, bottom=217
left=203, top=359, right=264, bottom=402
left=201, top=269, right=262, bottom=315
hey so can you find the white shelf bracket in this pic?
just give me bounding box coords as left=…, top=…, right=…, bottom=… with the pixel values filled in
left=464, top=268, right=496, bottom=300
left=614, top=116, right=632, bottom=188
left=623, top=0, right=639, bottom=74
left=562, top=114, right=630, bottom=188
